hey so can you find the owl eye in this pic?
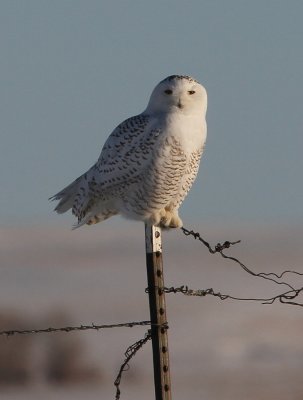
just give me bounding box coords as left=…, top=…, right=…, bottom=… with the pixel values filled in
left=164, top=89, right=173, bottom=95
left=188, top=90, right=195, bottom=95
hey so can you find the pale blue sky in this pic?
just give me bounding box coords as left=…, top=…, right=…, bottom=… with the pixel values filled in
left=1, top=0, right=302, bottom=226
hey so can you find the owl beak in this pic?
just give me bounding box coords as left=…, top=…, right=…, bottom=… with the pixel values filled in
left=177, top=99, right=184, bottom=109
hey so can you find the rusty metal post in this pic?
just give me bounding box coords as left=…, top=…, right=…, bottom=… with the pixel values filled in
left=145, top=223, right=172, bottom=400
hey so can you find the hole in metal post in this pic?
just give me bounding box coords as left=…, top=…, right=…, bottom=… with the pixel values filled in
left=155, top=231, right=160, bottom=238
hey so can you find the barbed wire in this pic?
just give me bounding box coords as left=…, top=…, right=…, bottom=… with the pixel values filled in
left=181, top=226, right=242, bottom=254
left=114, top=330, right=152, bottom=400
left=0, top=320, right=151, bottom=337
left=162, top=285, right=303, bottom=306
left=181, top=226, right=303, bottom=294
left=2, top=227, right=301, bottom=340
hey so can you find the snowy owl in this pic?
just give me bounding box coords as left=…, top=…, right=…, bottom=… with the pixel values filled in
left=50, top=75, right=207, bottom=229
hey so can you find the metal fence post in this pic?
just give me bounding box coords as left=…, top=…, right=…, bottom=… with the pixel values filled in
left=145, top=223, right=172, bottom=400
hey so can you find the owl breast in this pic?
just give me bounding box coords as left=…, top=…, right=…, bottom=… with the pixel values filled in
left=119, top=113, right=206, bottom=221
left=163, top=112, right=206, bottom=155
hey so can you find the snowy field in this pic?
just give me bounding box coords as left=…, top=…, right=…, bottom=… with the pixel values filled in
left=0, top=222, right=303, bottom=400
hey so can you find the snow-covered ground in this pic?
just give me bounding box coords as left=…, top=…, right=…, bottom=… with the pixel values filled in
left=0, top=221, right=302, bottom=400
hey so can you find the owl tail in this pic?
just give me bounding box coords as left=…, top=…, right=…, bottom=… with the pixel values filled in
left=50, top=177, right=118, bottom=228
left=49, top=178, right=80, bottom=214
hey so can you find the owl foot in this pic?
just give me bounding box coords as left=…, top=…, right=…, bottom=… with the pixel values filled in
left=167, top=213, right=183, bottom=228
left=149, top=209, right=166, bottom=226
left=149, top=209, right=183, bottom=229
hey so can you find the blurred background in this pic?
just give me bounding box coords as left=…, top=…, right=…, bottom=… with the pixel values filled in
left=0, top=1, right=303, bottom=399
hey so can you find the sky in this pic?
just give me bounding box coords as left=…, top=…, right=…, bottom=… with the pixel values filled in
left=1, top=0, right=303, bottom=226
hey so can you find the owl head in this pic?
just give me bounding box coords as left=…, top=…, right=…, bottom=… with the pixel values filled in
left=145, top=75, right=207, bottom=116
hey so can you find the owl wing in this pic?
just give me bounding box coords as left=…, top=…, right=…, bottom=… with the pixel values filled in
left=51, top=113, right=161, bottom=222
left=92, top=114, right=158, bottom=188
